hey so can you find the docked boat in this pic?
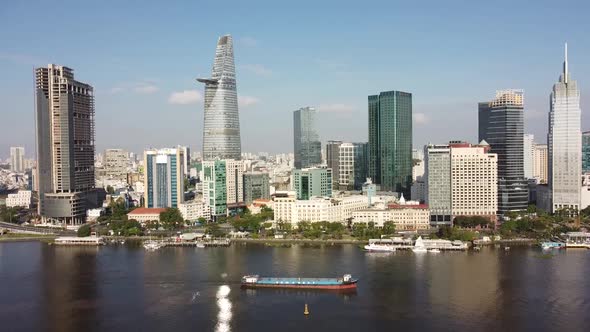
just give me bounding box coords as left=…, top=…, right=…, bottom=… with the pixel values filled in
left=143, top=240, right=165, bottom=250
left=364, top=239, right=396, bottom=252
left=412, top=236, right=428, bottom=253
left=541, top=241, right=565, bottom=250
left=55, top=236, right=105, bottom=246
left=428, top=248, right=441, bottom=253
left=241, top=274, right=358, bottom=290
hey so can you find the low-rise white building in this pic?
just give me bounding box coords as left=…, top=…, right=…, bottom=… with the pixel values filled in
left=6, top=190, right=32, bottom=208
left=178, top=200, right=210, bottom=222
left=127, top=207, right=166, bottom=225
left=273, top=192, right=371, bottom=225
left=352, top=198, right=430, bottom=231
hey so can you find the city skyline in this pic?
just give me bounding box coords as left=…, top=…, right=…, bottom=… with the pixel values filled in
left=1, top=1, right=589, bottom=158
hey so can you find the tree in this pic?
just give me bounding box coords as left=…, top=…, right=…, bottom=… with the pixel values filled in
left=206, top=223, right=226, bottom=238
left=197, top=217, right=207, bottom=224
left=382, top=221, right=396, bottom=235
left=106, top=185, right=115, bottom=195
left=77, top=224, right=91, bottom=237
left=0, top=206, right=20, bottom=223
left=159, top=208, right=185, bottom=230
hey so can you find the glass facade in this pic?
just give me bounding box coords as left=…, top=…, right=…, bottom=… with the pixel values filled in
left=144, top=148, right=185, bottom=208
left=243, top=172, right=270, bottom=204
left=478, top=90, right=528, bottom=216
left=425, top=144, right=452, bottom=225
left=338, top=142, right=368, bottom=190
left=198, top=35, right=241, bottom=160
left=293, top=107, right=321, bottom=169
left=582, top=132, right=590, bottom=173
left=368, top=91, right=412, bottom=197
left=548, top=46, right=581, bottom=212
left=293, top=168, right=332, bottom=200
left=202, top=160, right=228, bottom=217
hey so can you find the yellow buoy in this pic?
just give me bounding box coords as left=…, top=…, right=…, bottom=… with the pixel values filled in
left=304, top=303, right=310, bottom=315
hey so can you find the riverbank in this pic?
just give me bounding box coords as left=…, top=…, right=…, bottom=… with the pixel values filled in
left=232, top=238, right=366, bottom=244
left=474, top=238, right=537, bottom=246
left=0, top=234, right=56, bottom=242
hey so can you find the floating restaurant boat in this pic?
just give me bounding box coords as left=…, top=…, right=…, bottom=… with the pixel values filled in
left=564, top=232, right=590, bottom=249
left=54, top=236, right=105, bottom=246
left=241, top=274, right=358, bottom=290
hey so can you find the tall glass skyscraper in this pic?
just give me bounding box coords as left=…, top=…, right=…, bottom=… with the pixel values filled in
left=198, top=35, right=241, bottom=160
left=479, top=90, right=528, bottom=216
left=368, top=91, right=412, bottom=197
left=582, top=132, right=590, bottom=173
left=293, top=107, right=321, bottom=169
left=548, top=44, right=581, bottom=212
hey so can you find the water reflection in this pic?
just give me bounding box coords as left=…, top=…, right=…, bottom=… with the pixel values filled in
left=215, top=285, right=232, bottom=332
left=41, top=245, right=99, bottom=332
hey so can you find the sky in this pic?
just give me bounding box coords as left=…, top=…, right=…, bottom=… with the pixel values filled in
left=1, top=0, right=589, bottom=159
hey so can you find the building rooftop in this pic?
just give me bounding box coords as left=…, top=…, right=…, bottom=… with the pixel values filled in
left=128, top=207, right=167, bottom=215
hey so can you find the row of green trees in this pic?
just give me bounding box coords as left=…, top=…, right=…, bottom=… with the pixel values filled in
left=229, top=206, right=274, bottom=233
left=0, top=206, right=22, bottom=223
left=453, top=216, right=491, bottom=228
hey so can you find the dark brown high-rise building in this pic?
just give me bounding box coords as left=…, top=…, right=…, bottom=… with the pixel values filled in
left=35, top=64, right=97, bottom=225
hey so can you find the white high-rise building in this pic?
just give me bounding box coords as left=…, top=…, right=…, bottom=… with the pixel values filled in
left=10, top=147, right=25, bottom=173
left=533, top=143, right=548, bottom=184
left=143, top=148, right=185, bottom=208
left=523, top=134, right=534, bottom=179
left=547, top=44, right=582, bottom=212
left=338, top=142, right=368, bottom=190
left=450, top=142, right=498, bottom=222
left=425, top=141, right=498, bottom=225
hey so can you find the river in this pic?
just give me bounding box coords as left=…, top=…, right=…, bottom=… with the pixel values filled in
left=1, top=241, right=589, bottom=331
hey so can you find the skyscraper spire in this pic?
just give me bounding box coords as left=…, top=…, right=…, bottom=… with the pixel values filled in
left=564, top=42, right=568, bottom=84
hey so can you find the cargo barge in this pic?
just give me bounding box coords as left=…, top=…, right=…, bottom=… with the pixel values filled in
left=241, top=274, right=358, bottom=290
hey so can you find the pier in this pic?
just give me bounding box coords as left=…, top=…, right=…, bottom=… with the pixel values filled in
left=165, top=238, right=231, bottom=247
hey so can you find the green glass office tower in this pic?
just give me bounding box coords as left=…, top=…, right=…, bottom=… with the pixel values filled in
left=292, top=167, right=332, bottom=200
left=202, top=160, right=227, bottom=217
left=368, top=91, right=412, bottom=197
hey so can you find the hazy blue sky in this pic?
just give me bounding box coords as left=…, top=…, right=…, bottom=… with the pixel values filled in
left=1, top=0, right=589, bottom=159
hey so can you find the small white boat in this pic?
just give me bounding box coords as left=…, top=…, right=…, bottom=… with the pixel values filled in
left=364, top=243, right=396, bottom=252
left=504, top=246, right=510, bottom=251
left=143, top=240, right=165, bottom=250
left=196, top=243, right=206, bottom=248
left=412, top=236, right=428, bottom=253
left=428, top=248, right=441, bottom=253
